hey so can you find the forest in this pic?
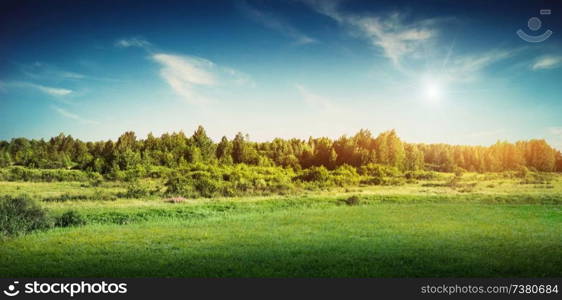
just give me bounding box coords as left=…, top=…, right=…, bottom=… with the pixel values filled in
left=1, top=126, right=561, bottom=174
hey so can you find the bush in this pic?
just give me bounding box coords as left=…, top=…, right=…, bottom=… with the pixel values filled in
left=516, top=166, right=529, bottom=178
left=384, top=177, right=406, bottom=186
left=164, top=173, right=198, bottom=197
left=0, top=195, right=51, bottom=236
left=54, top=210, right=86, bottom=227
left=453, top=167, right=466, bottom=177
left=359, top=163, right=401, bottom=178
left=0, top=166, right=90, bottom=182
left=87, top=172, right=104, bottom=187
left=194, top=176, right=221, bottom=198
left=405, top=170, right=437, bottom=180
left=361, top=176, right=385, bottom=185
left=519, top=172, right=554, bottom=184
left=123, top=181, right=151, bottom=198
left=342, top=195, right=361, bottom=206
left=296, top=166, right=330, bottom=183
left=42, top=192, right=117, bottom=202
left=331, top=165, right=361, bottom=186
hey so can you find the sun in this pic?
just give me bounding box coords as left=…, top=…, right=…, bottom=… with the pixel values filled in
left=425, top=81, right=441, bottom=100
left=421, top=76, right=444, bottom=103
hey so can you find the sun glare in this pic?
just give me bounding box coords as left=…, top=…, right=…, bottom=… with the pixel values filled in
left=421, top=77, right=444, bottom=103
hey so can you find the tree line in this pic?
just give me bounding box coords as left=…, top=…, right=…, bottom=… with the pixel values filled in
left=0, top=126, right=561, bottom=173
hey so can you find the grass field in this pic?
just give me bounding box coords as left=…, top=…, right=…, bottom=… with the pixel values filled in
left=1, top=174, right=561, bottom=277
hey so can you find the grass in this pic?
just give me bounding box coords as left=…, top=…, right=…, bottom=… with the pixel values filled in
left=1, top=204, right=560, bottom=277
left=0, top=173, right=561, bottom=277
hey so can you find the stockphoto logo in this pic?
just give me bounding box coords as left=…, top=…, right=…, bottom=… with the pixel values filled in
left=2, top=280, right=127, bottom=297
left=3, top=281, right=20, bottom=297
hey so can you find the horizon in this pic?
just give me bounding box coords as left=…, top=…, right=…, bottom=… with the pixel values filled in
left=2, top=126, right=561, bottom=153
left=1, top=0, right=562, bottom=149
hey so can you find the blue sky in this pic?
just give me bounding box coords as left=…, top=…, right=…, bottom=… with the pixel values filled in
left=1, top=0, right=562, bottom=149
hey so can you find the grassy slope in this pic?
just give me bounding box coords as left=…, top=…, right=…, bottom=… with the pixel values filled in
left=1, top=175, right=561, bottom=277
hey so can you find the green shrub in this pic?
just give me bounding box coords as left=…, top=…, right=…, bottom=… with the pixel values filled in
left=86, top=172, right=104, bottom=187
left=519, top=172, right=554, bottom=184
left=359, top=163, right=401, bottom=178
left=404, top=170, right=437, bottom=180
left=0, top=195, right=52, bottom=236
left=453, top=167, right=466, bottom=177
left=42, top=192, right=117, bottom=202
left=54, top=210, right=86, bottom=227
left=194, top=176, right=221, bottom=198
left=342, top=195, right=361, bottom=206
left=146, top=166, right=174, bottom=178
left=516, top=166, right=529, bottom=178
left=447, top=174, right=462, bottom=187
left=296, top=166, right=330, bottom=183
left=0, top=166, right=90, bottom=182
left=331, top=165, right=361, bottom=186
left=384, top=177, right=406, bottom=186
left=165, top=173, right=198, bottom=197
left=123, top=181, right=151, bottom=198
left=361, top=176, right=385, bottom=185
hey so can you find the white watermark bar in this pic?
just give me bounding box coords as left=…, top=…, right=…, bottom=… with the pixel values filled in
left=0, top=278, right=560, bottom=299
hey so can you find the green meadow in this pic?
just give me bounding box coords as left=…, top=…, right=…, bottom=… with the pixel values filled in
left=1, top=173, right=561, bottom=277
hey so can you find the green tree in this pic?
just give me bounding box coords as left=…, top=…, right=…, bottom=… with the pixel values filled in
left=232, top=132, right=247, bottom=164
left=192, top=125, right=216, bottom=162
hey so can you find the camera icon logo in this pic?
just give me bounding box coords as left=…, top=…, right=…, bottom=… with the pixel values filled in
left=3, top=281, right=20, bottom=297
left=517, top=9, right=553, bottom=43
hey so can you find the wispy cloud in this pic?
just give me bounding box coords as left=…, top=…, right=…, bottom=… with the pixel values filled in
left=152, top=53, right=215, bottom=104
left=152, top=53, right=253, bottom=104
left=239, top=1, right=316, bottom=45
left=115, top=37, right=152, bottom=49
left=36, top=84, right=73, bottom=96
left=305, top=1, right=435, bottom=65
left=223, top=67, right=256, bottom=87
left=468, top=129, right=505, bottom=138
left=532, top=56, right=562, bottom=70
left=114, top=36, right=255, bottom=104
left=6, top=81, right=73, bottom=96
left=295, top=84, right=336, bottom=111
left=549, top=127, right=562, bottom=136
left=444, top=49, right=514, bottom=82
left=53, top=106, right=99, bottom=125
left=21, top=62, right=86, bottom=81
left=548, top=127, right=562, bottom=151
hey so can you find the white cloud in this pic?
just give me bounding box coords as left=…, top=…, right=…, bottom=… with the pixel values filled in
left=58, top=71, right=85, bottom=79
left=152, top=53, right=253, bottom=104
left=153, top=54, right=215, bottom=86
left=532, top=56, right=562, bottom=70
left=36, top=85, right=72, bottom=96
left=305, top=1, right=435, bottom=65
left=53, top=106, right=99, bottom=125
left=549, top=127, right=562, bottom=136
left=548, top=127, right=562, bottom=151
left=239, top=1, right=316, bottom=45
left=21, top=62, right=86, bottom=81
left=116, top=37, right=253, bottom=104
left=152, top=53, right=215, bottom=104
left=444, top=50, right=513, bottom=82
left=115, top=37, right=152, bottom=49
left=468, top=129, right=505, bottom=138
left=451, top=51, right=511, bottom=74
left=6, top=81, right=73, bottom=96
left=295, top=84, right=336, bottom=111
left=223, top=67, right=256, bottom=87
